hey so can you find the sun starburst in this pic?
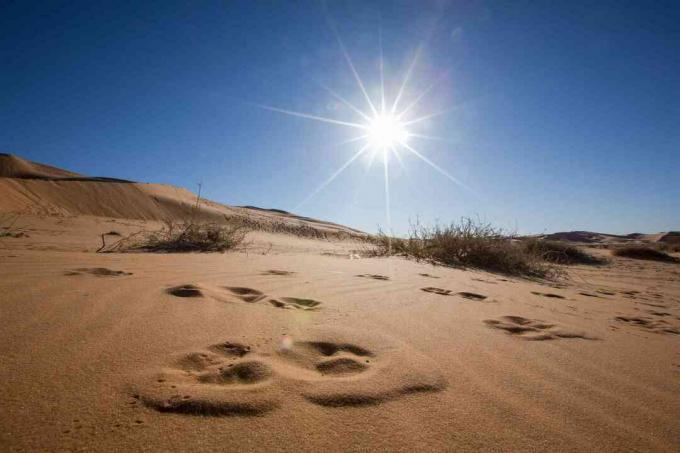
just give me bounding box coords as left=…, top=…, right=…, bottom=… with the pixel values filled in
left=257, top=24, right=470, bottom=230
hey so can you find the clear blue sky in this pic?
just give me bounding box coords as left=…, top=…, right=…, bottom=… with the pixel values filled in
left=2, top=1, right=678, bottom=235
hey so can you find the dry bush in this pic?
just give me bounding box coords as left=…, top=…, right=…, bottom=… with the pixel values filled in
left=520, top=238, right=607, bottom=265
left=135, top=220, right=247, bottom=252
left=98, top=219, right=248, bottom=253
left=612, top=246, right=678, bottom=263
left=371, top=218, right=554, bottom=278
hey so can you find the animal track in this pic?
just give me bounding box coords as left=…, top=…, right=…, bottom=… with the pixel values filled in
left=356, top=274, right=390, bottom=281
left=224, top=287, right=322, bottom=310
left=457, top=292, right=487, bottom=301
left=421, top=287, right=488, bottom=301
left=579, top=292, right=601, bottom=298
left=531, top=291, right=566, bottom=299
left=262, top=270, right=295, bottom=276
left=422, top=287, right=452, bottom=296
left=419, top=273, right=440, bottom=278
left=65, top=267, right=132, bottom=277
left=268, top=297, right=322, bottom=310
left=614, top=316, right=680, bottom=335
left=166, top=284, right=203, bottom=298
left=225, top=287, right=267, bottom=303
left=484, top=316, right=596, bottom=341
left=133, top=334, right=445, bottom=415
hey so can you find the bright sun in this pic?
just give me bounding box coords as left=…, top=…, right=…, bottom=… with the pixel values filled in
left=258, top=23, right=470, bottom=224
left=367, top=114, right=409, bottom=149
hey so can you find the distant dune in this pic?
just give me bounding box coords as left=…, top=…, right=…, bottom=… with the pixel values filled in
left=541, top=230, right=678, bottom=245
left=0, top=153, right=363, bottom=237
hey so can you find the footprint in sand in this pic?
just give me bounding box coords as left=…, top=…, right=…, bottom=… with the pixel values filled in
left=133, top=344, right=277, bottom=417
left=484, top=316, right=597, bottom=341
left=65, top=267, right=132, bottom=277
left=268, top=297, right=322, bottom=310
left=133, top=333, right=446, bottom=415
left=456, top=292, right=488, bottom=301
left=166, top=284, right=204, bottom=298
left=225, top=287, right=267, bottom=303
left=225, top=287, right=322, bottom=310
left=277, top=337, right=446, bottom=408
left=531, top=291, right=566, bottom=299
left=356, top=274, right=390, bottom=281
left=422, top=287, right=452, bottom=296
left=419, top=273, right=440, bottom=279
left=262, top=270, right=295, bottom=276
left=421, top=287, right=487, bottom=301
left=613, top=316, right=680, bottom=335
left=579, top=292, right=601, bottom=298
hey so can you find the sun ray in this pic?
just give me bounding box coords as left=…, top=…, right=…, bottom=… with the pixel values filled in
left=332, top=134, right=370, bottom=147
left=401, top=107, right=455, bottom=126
left=328, top=21, right=378, bottom=116
left=256, top=104, right=367, bottom=130
left=383, top=150, right=391, bottom=230
left=391, top=45, right=423, bottom=114
left=318, top=83, right=372, bottom=122
left=390, top=145, right=406, bottom=172
left=379, top=26, right=386, bottom=114
left=295, top=142, right=371, bottom=210
left=400, top=142, right=473, bottom=192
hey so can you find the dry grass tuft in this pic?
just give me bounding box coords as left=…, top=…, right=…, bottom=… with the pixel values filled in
left=370, top=218, right=555, bottom=278
left=520, top=238, right=607, bottom=265
left=134, top=220, right=247, bottom=252
left=613, top=246, right=678, bottom=263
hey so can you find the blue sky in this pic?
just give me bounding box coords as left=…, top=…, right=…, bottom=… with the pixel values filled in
left=2, top=1, right=678, bottom=235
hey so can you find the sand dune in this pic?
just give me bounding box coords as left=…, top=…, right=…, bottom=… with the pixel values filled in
left=1, top=157, right=680, bottom=451
left=0, top=154, right=362, bottom=237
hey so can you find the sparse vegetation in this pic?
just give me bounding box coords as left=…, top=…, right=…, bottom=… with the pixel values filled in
left=520, top=238, right=607, bottom=265
left=134, top=220, right=247, bottom=252
left=370, top=218, right=555, bottom=278
left=612, top=246, right=678, bottom=263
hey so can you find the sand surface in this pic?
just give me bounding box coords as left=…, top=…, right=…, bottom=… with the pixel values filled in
left=2, top=155, right=680, bottom=451
left=2, top=214, right=680, bottom=452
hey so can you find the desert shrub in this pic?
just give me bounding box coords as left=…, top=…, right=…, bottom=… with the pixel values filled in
left=371, top=218, right=554, bottom=278
left=612, top=246, right=678, bottom=263
left=133, top=220, right=247, bottom=252
left=521, top=238, right=607, bottom=265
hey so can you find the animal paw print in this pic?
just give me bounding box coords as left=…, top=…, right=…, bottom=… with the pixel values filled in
left=65, top=267, right=132, bottom=277
left=614, top=316, right=680, bottom=335
left=133, top=343, right=277, bottom=417
left=484, top=316, right=596, bottom=341
left=356, top=274, right=390, bottom=281
left=225, top=287, right=322, bottom=310
left=422, top=287, right=487, bottom=300
left=132, top=333, right=446, bottom=416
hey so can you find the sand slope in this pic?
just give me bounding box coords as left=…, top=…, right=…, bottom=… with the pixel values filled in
left=0, top=154, right=362, bottom=236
